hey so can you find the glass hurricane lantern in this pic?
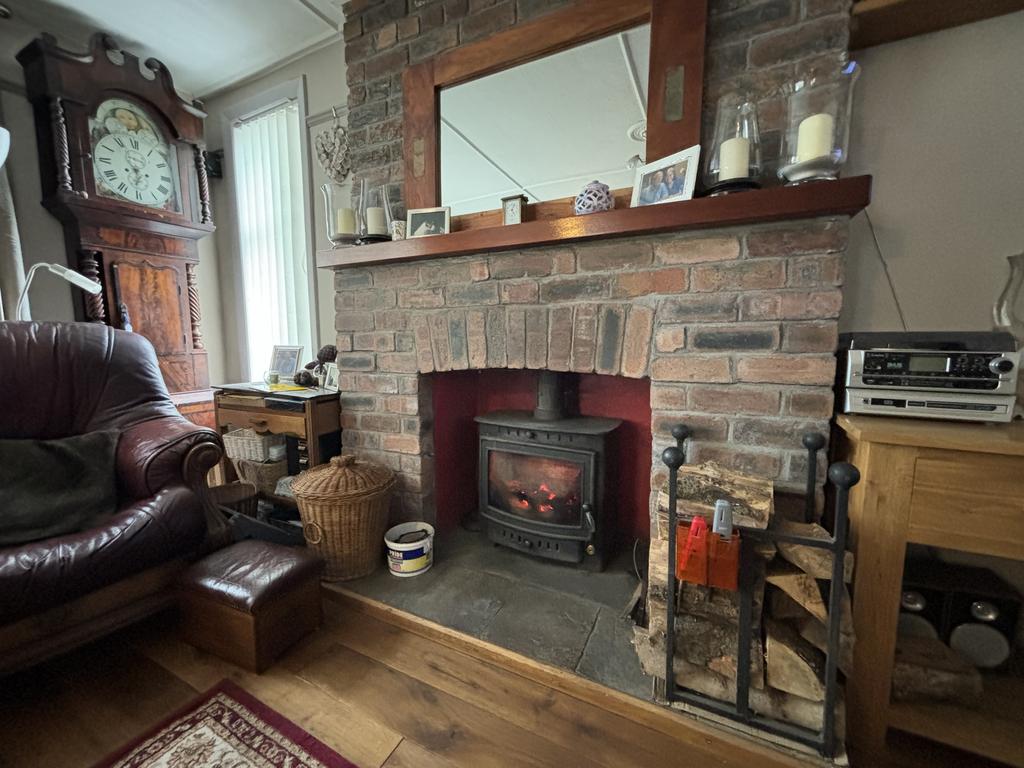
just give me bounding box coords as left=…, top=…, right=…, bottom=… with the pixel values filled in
left=703, top=96, right=762, bottom=196
left=779, top=61, right=861, bottom=184
left=320, top=182, right=357, bottom=247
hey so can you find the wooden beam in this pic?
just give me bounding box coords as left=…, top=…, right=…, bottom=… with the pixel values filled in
left=432, top=0, right=651, bottom=88
left=320, top=175, right=872, bottom=269
left=851, top=0, right=1024, bottom=49
left=646, top=0, right=707, bottom=159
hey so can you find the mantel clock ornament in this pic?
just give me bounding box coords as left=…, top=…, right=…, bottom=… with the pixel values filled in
left=18, top=33, right=217, bottom=427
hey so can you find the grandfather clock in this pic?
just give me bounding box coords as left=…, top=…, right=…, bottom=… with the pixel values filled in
left=17, top=33, right=216, bottom=426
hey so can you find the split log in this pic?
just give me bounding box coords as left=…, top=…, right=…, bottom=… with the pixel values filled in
left=679, top=613, right=766, bottom=685
left=679, top=579, right=764, bottom=628
left=768, top=587, right=808, bottom=621
left=766, top=619, right=826, bottom=702
left=797, top=616, right=855, bottom=677
left=891, top=635, right=983, bottom=706
left=765, top=562, right=853, bottom=634
left=656, top=460, right=773, bottom=530
left=634, top=626, right=833, bottom=732
left=643, top=593, right=765, bottom=688
left=773, top=518, right=854, bottom=582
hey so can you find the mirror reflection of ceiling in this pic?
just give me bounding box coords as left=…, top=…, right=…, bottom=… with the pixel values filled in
left=440, top=25, right=650, bottom=217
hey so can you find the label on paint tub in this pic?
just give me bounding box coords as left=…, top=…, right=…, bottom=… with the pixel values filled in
left=388, top=544, right=431, bottom=573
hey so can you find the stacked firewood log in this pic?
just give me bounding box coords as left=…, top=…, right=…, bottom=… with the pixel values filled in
left=633, top=461, right=854, bottom=733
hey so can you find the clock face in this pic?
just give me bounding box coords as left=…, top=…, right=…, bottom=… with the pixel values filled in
left=503, top=197, right=522, bottom=224
left=89, top=98, right=180, bottom=211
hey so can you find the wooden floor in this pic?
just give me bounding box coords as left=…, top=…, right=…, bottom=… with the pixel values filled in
left=0, top=591, right=997, bottom=768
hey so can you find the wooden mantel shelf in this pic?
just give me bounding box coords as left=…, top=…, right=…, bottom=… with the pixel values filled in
left=317, top=175, right=872, bottom=270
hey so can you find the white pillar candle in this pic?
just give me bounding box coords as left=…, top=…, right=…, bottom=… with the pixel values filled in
left=365, top=207, right=387, bottom=235
left=335, top=207, right=356, bottom=235
left=796, top=112, right=834, bottom=163
left=718, top=136, right=750, bottom=181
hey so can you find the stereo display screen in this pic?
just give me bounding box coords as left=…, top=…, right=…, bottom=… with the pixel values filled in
left=909, top=355, right=948, bottom=373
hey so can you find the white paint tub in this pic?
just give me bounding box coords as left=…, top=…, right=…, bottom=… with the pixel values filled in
left=384, top=522, right=435, bottom=577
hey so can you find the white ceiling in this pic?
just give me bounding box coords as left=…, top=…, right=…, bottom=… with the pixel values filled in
left=440, top=25, right=650, bottom=216
left=0, top=0, right=343, bottom=99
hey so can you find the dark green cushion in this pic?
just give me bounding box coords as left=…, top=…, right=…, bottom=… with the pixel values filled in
left=0, top=430, right=120, bottom=547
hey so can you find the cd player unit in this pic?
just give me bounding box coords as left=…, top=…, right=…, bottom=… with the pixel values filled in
left=839, top=332, right=1019, bottom=423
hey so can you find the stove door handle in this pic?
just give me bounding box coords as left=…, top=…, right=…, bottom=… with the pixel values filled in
left=583, top=504, right=595, bottom=537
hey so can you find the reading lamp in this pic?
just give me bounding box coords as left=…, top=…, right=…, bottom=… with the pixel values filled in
left=16, top=262, right=102, bottom=321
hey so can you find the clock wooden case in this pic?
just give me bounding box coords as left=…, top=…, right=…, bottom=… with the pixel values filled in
left=18, top=33, right=216, bottom=423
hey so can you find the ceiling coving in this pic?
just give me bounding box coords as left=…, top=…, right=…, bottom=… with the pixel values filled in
left=0, top=0, right=343, bottom=98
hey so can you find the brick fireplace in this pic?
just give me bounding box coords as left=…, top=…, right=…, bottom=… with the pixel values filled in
left=335, top=0, right=855, bottom=526
left=333, top=218, right=847, bottom=527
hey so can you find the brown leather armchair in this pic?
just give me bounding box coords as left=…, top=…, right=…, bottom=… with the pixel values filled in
left=0, top=321, right=225, bottom=673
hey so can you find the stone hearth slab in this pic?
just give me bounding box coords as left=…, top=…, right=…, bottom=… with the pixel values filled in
left=576, top=607, right=652, bottom=699
left=341, top=527, right=651, bottom=697
left=482, top=583, right=600, bottom=668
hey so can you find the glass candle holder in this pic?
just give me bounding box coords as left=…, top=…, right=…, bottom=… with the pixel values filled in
left=779, top=61, right=861, bottom=184
left=356, top=179, right=392, bottom=242
left=320, top=182, right=357, bottom=246
left=704, top=96, right=762, bottom=195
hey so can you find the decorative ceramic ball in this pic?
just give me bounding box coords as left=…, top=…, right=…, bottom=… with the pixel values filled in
left=574, top=180, right=614, bottom=215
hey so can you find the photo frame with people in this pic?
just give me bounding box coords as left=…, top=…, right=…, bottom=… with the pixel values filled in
left=630, top=145, right=701, bottom=207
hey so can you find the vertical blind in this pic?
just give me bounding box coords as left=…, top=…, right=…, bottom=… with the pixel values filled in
left=232, top=101, right=312, bottom=380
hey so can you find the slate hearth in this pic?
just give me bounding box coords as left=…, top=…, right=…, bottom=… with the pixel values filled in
left=340, top=527, right=650, bottom=698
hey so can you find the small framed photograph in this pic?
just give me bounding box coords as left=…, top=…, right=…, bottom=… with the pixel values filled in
left=407, top=206, right=451, bottom=238
left=323, top=362, right=340, bottom=392
left=630, top=145, right=701, bottom=207
left=268, top=345, right=303, bottom=376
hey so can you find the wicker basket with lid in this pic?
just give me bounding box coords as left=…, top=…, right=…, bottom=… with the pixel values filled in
left=291, top=455, right=396, bottom=581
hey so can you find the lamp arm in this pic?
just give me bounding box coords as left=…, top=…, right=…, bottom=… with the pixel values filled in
left=14, top=262, right=102, bottom=321
left=14, top=263, right=46, bottom=321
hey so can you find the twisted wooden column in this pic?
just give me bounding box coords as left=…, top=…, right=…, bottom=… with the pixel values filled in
left=186, top=262, right=204, bottom=349
left=77, top=250, right=106, bottom=323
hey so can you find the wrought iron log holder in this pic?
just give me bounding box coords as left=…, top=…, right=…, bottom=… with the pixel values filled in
left=660, top=423, right=860, bottom=757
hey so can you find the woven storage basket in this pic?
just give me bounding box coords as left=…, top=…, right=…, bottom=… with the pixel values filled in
left=233, top=458, right=288, bottom=496
left=291, top=455, right=396, bottom=581
left=223, top=428, right=285, bottom=462
left=209, top=481, right=259, bottom=518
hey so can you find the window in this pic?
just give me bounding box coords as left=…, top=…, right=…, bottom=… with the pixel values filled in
left=231, top=97, right=313, bottom=380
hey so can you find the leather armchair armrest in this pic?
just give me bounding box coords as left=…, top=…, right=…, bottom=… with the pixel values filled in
left=116, top=416, right=228, bottom=545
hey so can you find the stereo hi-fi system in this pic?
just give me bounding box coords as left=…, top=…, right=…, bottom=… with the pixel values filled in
left=839, top=332, right=1019, bottom=422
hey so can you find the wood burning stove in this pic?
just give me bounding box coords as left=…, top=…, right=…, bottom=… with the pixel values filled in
left=475, top=372, right=620, bottom=570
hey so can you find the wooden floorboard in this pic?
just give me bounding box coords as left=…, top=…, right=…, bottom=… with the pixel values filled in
left=0, top=599, right=822, bottom=768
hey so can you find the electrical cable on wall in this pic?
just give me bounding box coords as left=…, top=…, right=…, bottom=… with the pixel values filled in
left=862, top=209, right=909, bottom=332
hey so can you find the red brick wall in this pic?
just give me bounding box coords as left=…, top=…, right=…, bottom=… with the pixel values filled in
left=334, top=219, right=846, bottom=525
left=335, top=0, right=853, bottom=526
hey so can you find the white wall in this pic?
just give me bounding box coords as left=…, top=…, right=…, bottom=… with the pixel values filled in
left=201, top=39, right=347, bottom=382
left=0, top=86, right=74, bottom=323
left=842, top=11, right=1024, bottom=333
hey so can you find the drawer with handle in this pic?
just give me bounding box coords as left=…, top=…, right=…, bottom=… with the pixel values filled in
left=217, top=407, right=307, bottom=439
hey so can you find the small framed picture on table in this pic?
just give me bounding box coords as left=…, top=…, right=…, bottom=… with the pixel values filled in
left=323, top=362, right=340, bottom=392
left=268, top=345, right=303, bottom=377
left=407, top=206, right=451, bottom=238
left=630, top=145, right=701, bottom=207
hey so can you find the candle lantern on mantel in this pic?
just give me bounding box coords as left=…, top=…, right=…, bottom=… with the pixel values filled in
left=320, top=182, right=358, bottom=247
left=355, top=179, right=393, bottom=245
left=703, top=96, right=762, bottom=196
left=779, top=61, right=861, bottom=185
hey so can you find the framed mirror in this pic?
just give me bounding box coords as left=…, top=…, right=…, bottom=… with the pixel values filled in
left=402, top=0, right=708, bottom=231
left=440, top=25, right=651, bottom=217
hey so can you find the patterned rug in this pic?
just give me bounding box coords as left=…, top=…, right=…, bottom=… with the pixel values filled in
left=93, top=680, right=356, bottom=768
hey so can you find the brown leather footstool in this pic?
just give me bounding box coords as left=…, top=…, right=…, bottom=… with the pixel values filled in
left=177, top=540, right=324, bottom=672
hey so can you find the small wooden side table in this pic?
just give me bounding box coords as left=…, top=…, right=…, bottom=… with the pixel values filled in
left=835, top=414, right=1024, bottom=767
left=213, top=385, right=341, bottom=481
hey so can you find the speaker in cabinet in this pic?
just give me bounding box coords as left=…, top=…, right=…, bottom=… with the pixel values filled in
left=902, top=559, right=1020, bottom=670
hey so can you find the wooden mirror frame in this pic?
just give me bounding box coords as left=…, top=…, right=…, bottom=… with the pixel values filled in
left=402, top=0, right=708, bottom=230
